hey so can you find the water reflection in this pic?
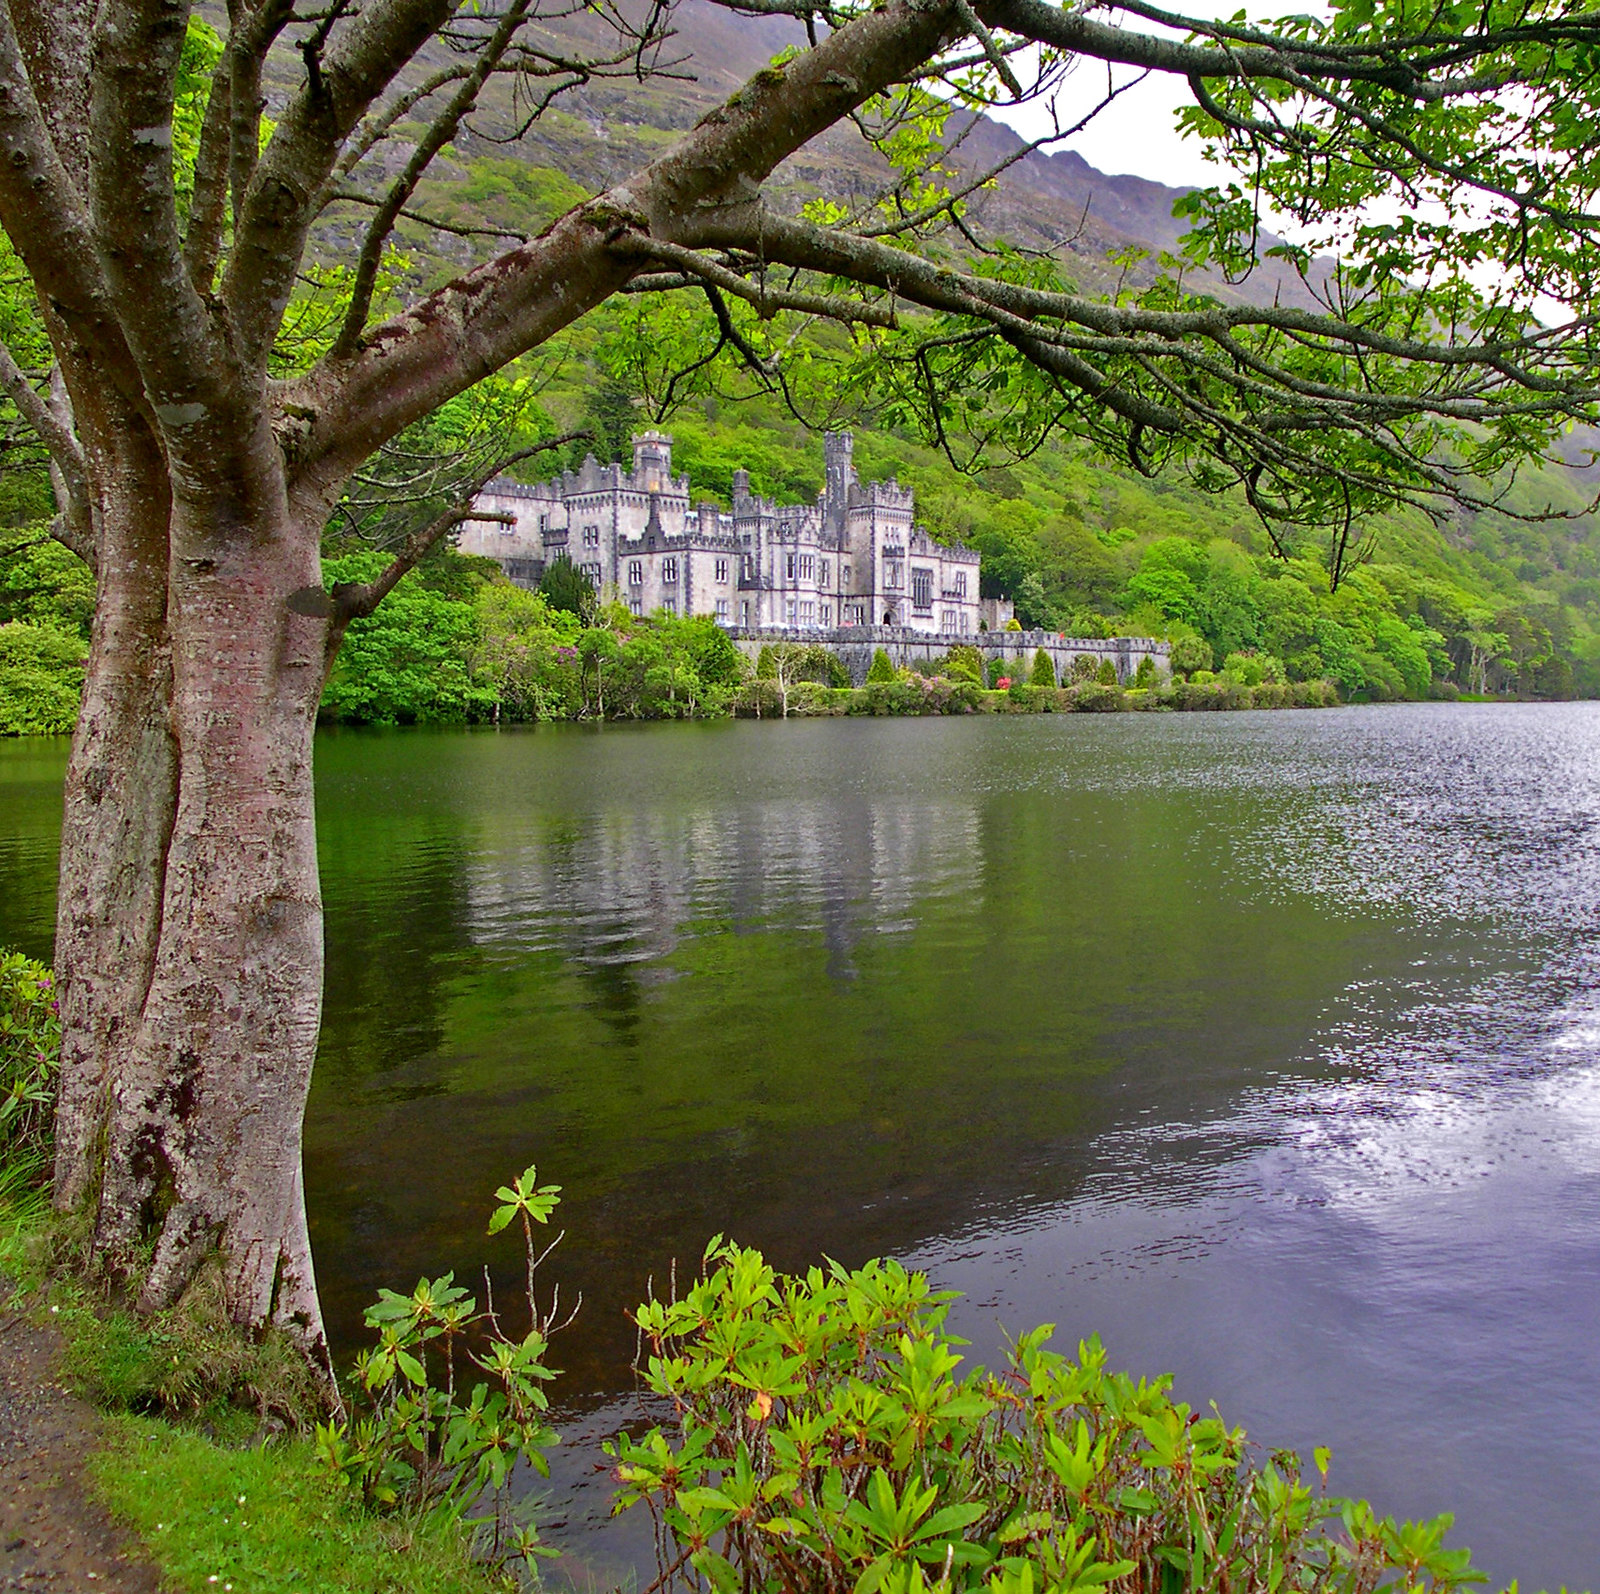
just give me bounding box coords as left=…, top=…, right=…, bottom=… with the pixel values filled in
left=4, top=707, right=1600, bottom=1591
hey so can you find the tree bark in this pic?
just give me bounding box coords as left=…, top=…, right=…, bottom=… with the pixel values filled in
left=60, top=468, right=335, bottom=1356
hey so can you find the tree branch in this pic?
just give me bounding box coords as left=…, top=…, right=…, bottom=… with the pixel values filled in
left=222, top=0, right=459, bottom=373
left=0, top=342, right=87, bottom=502
left=291, top=0, right=964, bottom=487
left=332, top=433, right=587, bottom=622
left=333, top=0, right=534, bottom=357
left=613, top=236, right=899, bottom=327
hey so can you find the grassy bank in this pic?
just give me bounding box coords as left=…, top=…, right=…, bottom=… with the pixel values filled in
left=0, top=1192, right=509, bottom=1594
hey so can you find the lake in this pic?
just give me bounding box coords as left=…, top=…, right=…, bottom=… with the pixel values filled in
left=4, top=705, right=1599, bottom=1591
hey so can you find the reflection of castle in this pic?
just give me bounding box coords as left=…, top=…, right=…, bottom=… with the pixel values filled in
left=458, top=431, right=985, bottom=635
left=465, top=795, right=981, bottom=983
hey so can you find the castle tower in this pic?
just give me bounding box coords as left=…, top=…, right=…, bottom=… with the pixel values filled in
left=822, top=431, right=855, bottom=534
left=632, top=431, right=673, bottom=492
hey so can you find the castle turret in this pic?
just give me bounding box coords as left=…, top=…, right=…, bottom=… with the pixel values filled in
left=632, top=431, right=672, bottom=491
left=823, top=431, right=855, bottom=533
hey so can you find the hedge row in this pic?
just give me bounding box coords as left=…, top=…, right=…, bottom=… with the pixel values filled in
left=732, top=677, right=1342, bottom=717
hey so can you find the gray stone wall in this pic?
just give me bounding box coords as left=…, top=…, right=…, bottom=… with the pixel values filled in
left=728, top=627, right=1170, bottom=686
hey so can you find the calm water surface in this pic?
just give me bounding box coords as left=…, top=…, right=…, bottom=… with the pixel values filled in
left=4, top=706, right=1599, bottom=1591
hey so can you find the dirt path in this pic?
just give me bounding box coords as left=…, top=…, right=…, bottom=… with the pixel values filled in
left=0, top=1294, right=162, bottom=1593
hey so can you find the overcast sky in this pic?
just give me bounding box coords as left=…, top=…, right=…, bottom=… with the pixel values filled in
left=994, top=56, right=1228, bottom=189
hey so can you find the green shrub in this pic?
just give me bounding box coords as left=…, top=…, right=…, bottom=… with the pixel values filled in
left=867, top=647, right=898, bottom=683
left=317, top=1166, right=564, bottom=1581
left=536, top=554, right=597, bottom=622
left=1292, top=679, right=1340, bottom=707
left=1132, top=655, right=1159, bottom=689
left=1029, top=648, right=1056, bottom=687
left=1, top=950, right=59, bottom=1187
left=1069, top=653, right=1099, bottom=683
left=733, top=679, right=785, bottom=717
left=1095, top=658, right=1118, bottom=685
left=786, top=681, right=837, bottom=715
left=1169, top=635, right=1212, bottom=677
left=1067, top=681, right=1124, bottom=713
left=755, top=643, right=778, bottom=679
left=612, top=1241, right=1486, bottom=1594
left=0, top=621, right=87, bottom=735
left=935, top=645, right=984, bottom=685
left=321, top=555, right=496, bottom=725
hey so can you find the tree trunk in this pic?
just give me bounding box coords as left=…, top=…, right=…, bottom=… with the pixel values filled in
left=54, top=466, right=334, bottom=1364
left=52, top=429, right=176, bottom=1210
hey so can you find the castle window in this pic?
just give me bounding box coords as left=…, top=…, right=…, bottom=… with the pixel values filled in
left=798, top=554, right=815, bottom=581
left=662, top=557, right=679, bottom=583
left=785, top=599, right=797, bottom=625
left=819, top=560, right=830, bottom=586
left=842, top=563, right=851, bottom=586
left=885, top=559, right=903, bottom=589
left=743, top=555, right=753, bottom=580
left=715, top=598, right=730, bottom=622
left=661, top=597, right=678, bottom=616
left=715, top=558, right=729, bottom=584
left=953, top=569, right=967, bottom=598
left=538, top=513, right=548, bottom=534
left=821, top=602, right=833, bottom=627
left=582, top=562, right=602, bottom=585
left=582, top=524, right=600, bottom=547
left=799, top=601, right=815, bottom=626
left=912, top=567, right=933, bottom=610
left=784, top=553, right=796, bottom=581
left=741, top=600, right=751, bottom=625
left=629, top=597, right=643, bottom=616
left=628, top=559, right=643, bottom=586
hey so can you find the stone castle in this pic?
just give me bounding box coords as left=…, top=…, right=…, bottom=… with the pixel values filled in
left=458, top=430, right=993, bottom=635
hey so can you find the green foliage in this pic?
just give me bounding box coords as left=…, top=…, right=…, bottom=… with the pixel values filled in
left=1132, top=655, right=1159, bottom=689
left=0, top=537, right=94, bottom=637
left=573, top=375, right=640, bottom=467
left=755, top=644, right=778, bottom=679
left=316, top=1167, right=564, bottom=1583
left=1095, top=659, right=1118, bottom=686
left=1169, top=635, right=1213, bottom=677
left=1029, top=649, right=1056, bottom=687
left=935, top=645, right=984, bottom=685
left=320, top=554, right=496, bottom=725
left=537, top=554, right=597, bottom=621
left=0, top=950, right=57, bottom=1187
left=1221, top=652, right=1285, bottom=688
left=0, top=621, right=87, bottom=735
left=469, top=583, right=582, bottom=720
left=613, top=1242, right=1487, bottom=1594
left=867, top=647, right=898, bottom=683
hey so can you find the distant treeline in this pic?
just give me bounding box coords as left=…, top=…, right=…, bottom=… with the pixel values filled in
left=0, top=536, right=1577, bottom=736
